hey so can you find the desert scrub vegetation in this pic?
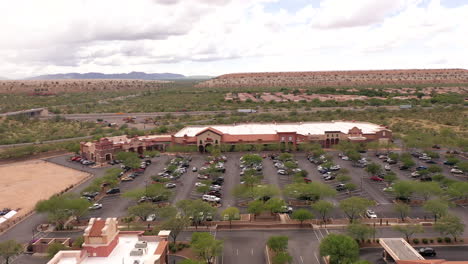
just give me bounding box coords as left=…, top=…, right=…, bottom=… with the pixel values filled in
left=0, top=115, right=105, bottom=145
left=0, top=141, right=80, bottom=160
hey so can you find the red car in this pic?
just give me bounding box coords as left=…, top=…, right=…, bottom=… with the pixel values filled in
left=71, top=156, right=80, bottom=161
left=370, top=176, right=384, bottom=181
left=303, top=178, right=312, bottom=183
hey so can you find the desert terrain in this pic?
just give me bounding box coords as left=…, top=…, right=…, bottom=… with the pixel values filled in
left=197, top=69, right=468, bottom=88
left=0, top=79, right=171, bottom=94
left=0, top=160, right=90, bottom=221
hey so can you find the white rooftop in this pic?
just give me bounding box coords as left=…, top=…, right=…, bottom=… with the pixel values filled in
left=174, top=121, right=386, bottom=137
left=81, top=235, right=160, bottom=264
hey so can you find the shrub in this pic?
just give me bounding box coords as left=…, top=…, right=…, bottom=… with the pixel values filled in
left=444, top=237, right=452, bottom=243
left=437, top=237, right=443, bottom=243
left=376, top=239, right=379, bottom=243
left=367, top=239, right=371, bottom=244
left=413, top=238, right=420, bottom=244
left=72, top=236, right=84, bottom=248
left=422, top=238, right=428, bottom=244
left=430, top=239, right=434, bottom=243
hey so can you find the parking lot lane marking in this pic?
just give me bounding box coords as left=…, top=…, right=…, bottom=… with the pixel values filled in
left=236, top=249, right=239, bottom=256
left=300, top=255, right=304, bottom=263
left=251, top=249, right=254, bottom=255
left=314, top=252, right=321, bottom=264
left=325, top=228, right=329, bottom=235
left=313, top=230, right=320, bottom=241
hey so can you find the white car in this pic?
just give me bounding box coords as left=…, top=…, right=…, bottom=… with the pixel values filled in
left=411, top=171, right=421, bottom=177
left=197, top=174, right=209, bottom=179
left=341, top=156, right=349, bottom=161
left=277, top=169, right=287, bottom=175
left=330, top=165, right=341, bottom=171
left=202, top=195, right=221, bottom=203
left=384, top=165, right=391, bottom=171
left=192, top=167, right=197, bottom=172
left=146, top=214, right=156, bottom=221
left=165, top=183, right=176, bottom=188
left=366, top=210, right=377, bottom=219
left=210, top=185, right=222, bottom=191
left=89, top=203, right=102, bottom=210
left=451, top=168, right=464, bottom=174
left=383, top=186, right=394, bottom=192
left=195, top=182, right=206, bottom=187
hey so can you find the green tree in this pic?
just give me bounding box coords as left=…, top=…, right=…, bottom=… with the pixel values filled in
left=319, top=234, right=359, bottom=264
left=339, top=197, right=376, bottom=223
left=337, top=175, right=352, bottom=183
left=384, top=172, right=398, bottom=183
left=179, top=260, right=205, bottom=264
left=447, top=182, right=468, bottom=201
left=241, top=154, right=262, bottom=165
left=0, top=240, right=23, bottom=264
left=427, top=165, right=442, bottom=174
left=72, top=236, right=84, bottom=248
left=423, top=199, right=450, bottom=221
left=291, top=209, right=313, bottom=226
left=393, top=224, right=424, bottom=242
left=347, top=222, right=375, bottom=242
left=222, top=207, right=240, bottom=228
left=128, top=203, right=159, bottom=221
left=284, top=182, right=336, bottom=201
left=161, top=217, right=190, bottom=243
left=116, top=151, right=140, bottom=169
left=267, top=236, right=289, bottom=253
left=176, top=200, right=215, bottom=229
left=272, top=252, right=293, bottom=264
left=457, top=161, right=468, bottom=173
left=434, top=214, right=465, bottom=241
left=123, top=183, right=172, bottom=201
left=414, top=182, right=442, bottom=201
left=47, top=242, right=67, bottom=259
left=365, top=162, right=381, bottom=176
left=247, top=200, right=265, bottom=219
left=393, top=203, right=411, bottom=222
left=191, top=232, right=223, bottom=264
left=312, top=200, right=334, bottom=224
left=35, top=194, right=91, bottom=228
left=393, top=181, right=415, bottom=201
left=265, top=198, right=286, bottom=214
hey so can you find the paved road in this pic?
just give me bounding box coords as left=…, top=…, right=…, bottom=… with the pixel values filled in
left=360, top=246, right=468, bottom=263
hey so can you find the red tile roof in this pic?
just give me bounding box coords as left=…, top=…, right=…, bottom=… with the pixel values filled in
left=222, top=134, right=279, bottom=142
left=195, top=127, right=224, bottom=136
left=89, top=220, right=106, bottom=237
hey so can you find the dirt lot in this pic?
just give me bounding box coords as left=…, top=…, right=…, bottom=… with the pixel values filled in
left=0, top=160, right=90, bottom=219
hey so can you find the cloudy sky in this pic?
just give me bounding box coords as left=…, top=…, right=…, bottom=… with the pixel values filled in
left=0, top=0, right=467, bottom=79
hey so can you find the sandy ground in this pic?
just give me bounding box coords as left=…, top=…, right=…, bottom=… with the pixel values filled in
left=0, top=159, right=89, bottom=219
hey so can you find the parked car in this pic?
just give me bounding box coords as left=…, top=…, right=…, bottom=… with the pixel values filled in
left=192, top=167, right=197, bottom=172
left=197, top=174, right=209, bottom=180
left=366, top=210, right=377, bottom=218
left=341, top=156, right=349, bottom=161
left=425, top=160, right=437, bottom=164
left=106, top=188, right=120, bottom=194
left=146, top=214, right=156, bottom=221
left=336, top=184, right=346, bottom=191
left=384, top=165, right=391, bottom=171
left=329, top=165, right=341, bottom=171
left=195, top=182, right=206, bottom=187
left=207, top=190, right=222, bottom=198
left=165, top=183, right=176, bottom=188
left=277, top=169, right=287, bottom=175
left=399, top=165, right=410, bottom=170
left=416, top=166, right=428, bottom=171
left=278, top=205, right=293, bottom=214
left=121, top=177, right=134, bottom=182
left=443, top=160, right=456, bottom=166
left=383, top=186, right=393, bottom=192
left=82, top=192, right=99, bottom=198
left=411, top=171, right=421, bottom=178
left=324, top=175, right=335, bottom=181
left=451, top=168, right=464, bottom=174
left=89, top=203, right=103, bottom=210
left=202, top=195, right=221, bottom=203
left=370, top=176, right=384, bottom=181
left=210, top=185, right=222, bottom=191
left=418, top=248, right=436, bottom=257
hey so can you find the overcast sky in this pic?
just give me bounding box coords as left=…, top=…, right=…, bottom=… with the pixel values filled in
left=0, top=0, right=467, bottom=79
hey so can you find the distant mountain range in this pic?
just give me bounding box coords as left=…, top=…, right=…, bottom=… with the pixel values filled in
left=24, top=71, right=212, bottom=80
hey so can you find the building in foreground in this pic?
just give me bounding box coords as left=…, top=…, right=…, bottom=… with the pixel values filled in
left=47, top=218, right=169, bottom=264
left=80, top=121, right=391, bottom=164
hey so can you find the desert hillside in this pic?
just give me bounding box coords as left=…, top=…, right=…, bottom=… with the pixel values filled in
left=0, top=79, right=171, bottom=94
left=196, top=69, right=468, bottom=88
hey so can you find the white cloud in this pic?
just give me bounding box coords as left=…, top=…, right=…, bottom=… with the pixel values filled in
left=0, top=0, right=466, bottom=79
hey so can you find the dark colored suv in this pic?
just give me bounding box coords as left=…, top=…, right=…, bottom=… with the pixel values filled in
left=418, top=248, right=436, bottom=257
left=106, top=188, right=120, bottom=194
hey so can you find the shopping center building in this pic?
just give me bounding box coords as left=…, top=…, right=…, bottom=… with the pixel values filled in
left=80, top=121, right=392, bottom=164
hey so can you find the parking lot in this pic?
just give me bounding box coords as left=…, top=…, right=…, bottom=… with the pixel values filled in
left=360, top=246, right=468, bottom=263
